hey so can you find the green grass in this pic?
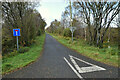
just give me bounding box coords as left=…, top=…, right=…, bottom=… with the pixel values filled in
left=50, top=33, right=118, bottom=67
left=2, top=34, right=46, bottom=74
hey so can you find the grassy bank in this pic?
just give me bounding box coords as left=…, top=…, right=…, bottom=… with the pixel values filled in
left=2, top=34, right=46, bottom=74
left=50, top=33, right=118, bottom=67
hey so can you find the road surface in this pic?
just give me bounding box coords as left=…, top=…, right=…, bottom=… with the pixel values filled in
left=3, top=34, right=118, bottom=79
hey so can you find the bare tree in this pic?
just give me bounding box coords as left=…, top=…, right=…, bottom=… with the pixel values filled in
left=74, top=0, right=120, bottom=47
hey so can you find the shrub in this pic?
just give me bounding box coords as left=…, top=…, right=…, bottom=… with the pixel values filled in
left=37, top=30, right=41, bottom=36
left=63, top=28, right=71, bottom=37
left=30, top=39, right=36, bottom=45
left=18, top=47, right=30, bottom=53
left=3, top=50, right=18, bottom=58
left=9, top=50, right=18, bottom=56
left=57, top=27, right=64, bottom=35
left=106, top=48, right=117, bottom=56
left=3, top=63, right=13, bottom=71
left=2, top=38, right=15, bottom=55
left=65, top=37, right=70, bottom=40
left=94, top=53, right=99, bottom=57
left=68, top=39, right=72, bottom=44
left=72, top=41, right=77, bottom=45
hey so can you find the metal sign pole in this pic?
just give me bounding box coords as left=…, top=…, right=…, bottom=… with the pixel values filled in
left=72, top=31, right=73, bottom=42
left=17, top=36, right=19, bottom=51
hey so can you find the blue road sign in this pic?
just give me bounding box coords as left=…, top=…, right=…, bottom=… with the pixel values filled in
left=13, top=29, right=20, bottom=36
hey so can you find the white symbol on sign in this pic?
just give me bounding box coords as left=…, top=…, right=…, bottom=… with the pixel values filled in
left=64, top=55, right=106, bottom=79
left=70, top=27, right=76, bottom=33
left=15, top=30, right=18, bottom=36
left=16, top=31, right=17, bottom=35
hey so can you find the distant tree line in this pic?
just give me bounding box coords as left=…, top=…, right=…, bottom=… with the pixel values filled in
left=46, top=1, right=119, bottom=48
left=2, top=2, right=46, bottom=54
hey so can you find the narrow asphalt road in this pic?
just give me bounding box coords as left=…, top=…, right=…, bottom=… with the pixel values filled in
left=3, top=34, right=118, bottom=79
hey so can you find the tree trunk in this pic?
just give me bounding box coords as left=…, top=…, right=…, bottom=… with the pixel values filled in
left=88, top=24, right=92, bottom=45
left=84, top=28, right=86, bottom=41
left=93, top=28, right=97, bottom=45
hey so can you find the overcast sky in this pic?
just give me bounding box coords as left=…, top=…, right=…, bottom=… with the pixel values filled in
left=36, top=0, right=69, bottom=28
left=36, top=0, right=118, bottom=28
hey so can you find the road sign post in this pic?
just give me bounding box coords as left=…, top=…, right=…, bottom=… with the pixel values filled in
left=16, top=36, right=19, bottom=51
left=13, top=29, right=20, bottom=51
left=72, top=31, right=73, bottom=42
left=69, top=27, right=76, bottom=42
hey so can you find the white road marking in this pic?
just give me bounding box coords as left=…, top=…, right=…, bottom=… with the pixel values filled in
left=69, top=55, right=83, bottom=73
left=79, top=66, right=106, bottom=73
left=63, top=57, right=84, bottom=79
left=69, top=55, right=106, bottom=73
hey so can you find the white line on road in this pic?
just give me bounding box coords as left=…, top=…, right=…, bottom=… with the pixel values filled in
left=69, top=55, right=93, bottom=65
left=69, top=55, right=106, bottom=73
left=69, top=55, right=83, bottom=73
left=63, top=57, right=84, bottom=80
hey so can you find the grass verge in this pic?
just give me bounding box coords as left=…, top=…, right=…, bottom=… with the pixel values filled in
left=50, top=33, right=118, bottom=67
left=2, top=34, right=46, bottom=75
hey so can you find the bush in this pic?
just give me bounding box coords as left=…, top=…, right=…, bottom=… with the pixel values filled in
left=3, top=50, right=18, bottom=58
left=57, top=27, right=64, bottom=35
left=30, top=39, right=37, bottom=45
left=68, top=39, right=72, bottom=44
left=63, top=28, right=71, bottom=37
left=64, top=37, right=70, bottom=40
left=106, top=48, right=118, bottom=56
left=2, top=38, right=15, bottom=54
left=72, top=41, right=77, bottom=45
left=93, top=53, right=99, bottom=57
left=3, top=63, right=13, bottom=72
left=37, top=30, right=41, bottom=36
left=18, top=47, right=30, bottom=53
